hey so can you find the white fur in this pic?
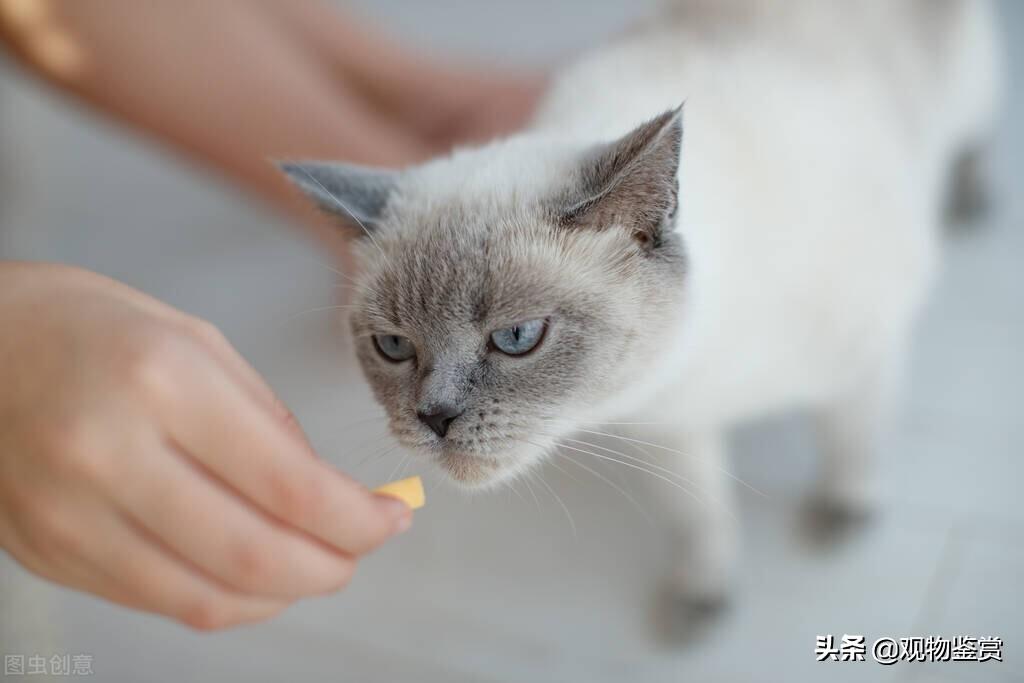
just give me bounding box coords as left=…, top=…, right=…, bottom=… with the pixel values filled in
left=349, top=0, right=1002, bottom=602
left=522, top=0, right=999, bottom=598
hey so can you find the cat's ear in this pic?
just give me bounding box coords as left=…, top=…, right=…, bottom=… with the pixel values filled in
left=277, top=161, right=398, bottom=234
left=560, top=106, right=682, bottom=248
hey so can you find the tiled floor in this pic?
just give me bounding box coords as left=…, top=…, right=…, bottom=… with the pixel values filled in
left=1, top=2, right=1021, bottom=681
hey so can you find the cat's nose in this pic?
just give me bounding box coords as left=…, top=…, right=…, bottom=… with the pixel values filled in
left=417, top=404, right=463, bottom=438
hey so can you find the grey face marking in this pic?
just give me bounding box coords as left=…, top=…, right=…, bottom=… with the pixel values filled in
left=281, top=109, right=689, bottom=487
left=350, top=209, right=619, bottom=485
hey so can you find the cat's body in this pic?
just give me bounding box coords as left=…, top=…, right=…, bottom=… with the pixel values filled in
left=538, top=0, right=999, bottom=424
left=528, top=0, right=1000, bottom=601
left=283, top=0, right=1001, bottom=609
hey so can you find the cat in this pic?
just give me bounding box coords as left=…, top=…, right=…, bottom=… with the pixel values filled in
left=281, top=0, right=1002, bottom=610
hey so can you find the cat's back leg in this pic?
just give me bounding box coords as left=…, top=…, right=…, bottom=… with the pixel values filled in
left=937, top=0, right=1003, bottom=227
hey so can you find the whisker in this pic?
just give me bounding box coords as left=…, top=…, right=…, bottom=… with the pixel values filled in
left=538, top=417, right=764, bottom=493
left=322, top=427, right=386, bottom=463
left=573, top=428, right=768, bottom=499
left=520, top=474, right=543, bottom=513
left=552, top=437, right=738, bottom=522
left=398, top=451, right=415, bottom=479
left=386, top=451, right=411, bottom=482
left=547, top=434, right=699, bottom=489
left=338, top=427, right=391, bottom=459
left=553, top=450, right=655, bottom=527
left=547, top=459, right=584, bottom=486
left=423, top=469, right=442, bottom=496
left=534, top=472, right=577, bottom=539
left=503, top=479, right=528, bottom=505
left=530, top=438, right=706, bottom=510
left=357, top=442, right=400, bottom=467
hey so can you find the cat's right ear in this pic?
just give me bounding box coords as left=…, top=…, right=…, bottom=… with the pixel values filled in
left=277, top=161, right=398, bottom=235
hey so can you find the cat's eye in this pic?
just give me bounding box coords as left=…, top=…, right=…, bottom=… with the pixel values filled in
left=490, top=318, right=548, bottom=356
left=373, top=334, right=416, bottom=362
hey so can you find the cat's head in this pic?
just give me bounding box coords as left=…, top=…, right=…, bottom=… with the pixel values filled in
left=281, top=108, right=687, bottom=488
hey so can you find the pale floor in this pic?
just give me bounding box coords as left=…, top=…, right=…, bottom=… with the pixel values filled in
left=1, top=2, right=1022, bottom=682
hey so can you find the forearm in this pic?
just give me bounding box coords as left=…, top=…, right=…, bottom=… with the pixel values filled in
left=0, top=0, right=429, bottom=217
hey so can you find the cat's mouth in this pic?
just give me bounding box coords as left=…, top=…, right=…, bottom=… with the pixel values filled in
left=387, top=423, right=515, bottom=486
left=389, top=419, right=555, bottom=488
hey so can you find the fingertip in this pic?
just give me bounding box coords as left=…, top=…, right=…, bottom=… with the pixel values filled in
left=394, top=508, right=413, bottom=535
left=375, top=494, right=413, bottom=536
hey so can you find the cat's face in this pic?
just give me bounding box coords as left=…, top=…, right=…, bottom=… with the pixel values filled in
left=282, top=109, right=686, bottom=487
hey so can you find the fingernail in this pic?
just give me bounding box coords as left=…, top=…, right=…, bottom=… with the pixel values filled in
left=376, top=495, right=412, bottom=534
left=394, top=510, right=412, bottom=534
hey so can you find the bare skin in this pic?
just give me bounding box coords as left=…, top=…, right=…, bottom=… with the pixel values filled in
left=0, top=2, right=544, bottom=628
left=0, top=0, right=543, bottom=223
left=0, top=263, right=414, bottom=630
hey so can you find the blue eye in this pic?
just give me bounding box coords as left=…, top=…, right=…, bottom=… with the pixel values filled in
left=373, top=334, right=416, bottom=362
left=490, top=319, right=547, bottom=356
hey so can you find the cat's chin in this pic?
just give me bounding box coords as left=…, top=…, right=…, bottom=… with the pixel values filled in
left=436, top=451, right=514, bottom=489
left=436, top=443, right=548, bottom=490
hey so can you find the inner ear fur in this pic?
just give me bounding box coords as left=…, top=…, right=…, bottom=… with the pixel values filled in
left=560, top=107, right=683, bottom=248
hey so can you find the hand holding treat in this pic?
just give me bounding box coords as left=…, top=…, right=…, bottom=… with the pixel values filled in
left=0, top=263, right=413, bottom=630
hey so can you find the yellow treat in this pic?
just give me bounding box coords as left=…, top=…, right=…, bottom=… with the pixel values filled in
left=373, top=476, right=425, bottom=510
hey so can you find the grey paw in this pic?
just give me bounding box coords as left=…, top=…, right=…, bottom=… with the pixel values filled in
left=945, top=143, right=993, bottom=229
left=801, top=495, right=874, bottom=547
left=652, top=583, right=731, bottom=646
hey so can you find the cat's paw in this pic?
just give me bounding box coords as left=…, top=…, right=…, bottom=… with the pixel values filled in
left=653, top=580, right=732, bottom=645
left=653, top=552, right=735, bottom=644
left=945, top=143, right=993, bottom=228
left=801, top=490, right=875, bottom=546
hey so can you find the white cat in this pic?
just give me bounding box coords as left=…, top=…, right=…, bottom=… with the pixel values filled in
left=533, top=0, right=1003, bottom=602
left=283, top=0, right=1002, bottom=609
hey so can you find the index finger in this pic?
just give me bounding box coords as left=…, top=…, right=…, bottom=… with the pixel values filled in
left=155, top=339, right=411, bottom=556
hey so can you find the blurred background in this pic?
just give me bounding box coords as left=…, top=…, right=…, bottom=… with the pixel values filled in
left=1, top=1, right=1021, bottom=681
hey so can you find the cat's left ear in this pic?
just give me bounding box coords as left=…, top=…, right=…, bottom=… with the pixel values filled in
left=560, top=106, right=682, bottom=248
left=277, top=160, right=398, bottom=234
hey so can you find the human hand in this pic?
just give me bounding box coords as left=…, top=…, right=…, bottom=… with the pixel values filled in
left=389, top=67, right=547, bottom=154
left=0, top=262, right=411, bottom=630
left=0, top=1, right=545, bottom=208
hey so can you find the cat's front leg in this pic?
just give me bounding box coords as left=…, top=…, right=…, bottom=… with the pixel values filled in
left=632, top=428, right=737, bottom=610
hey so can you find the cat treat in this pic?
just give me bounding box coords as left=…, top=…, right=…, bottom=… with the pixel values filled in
left=373, top=475, right=425, bottom=510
